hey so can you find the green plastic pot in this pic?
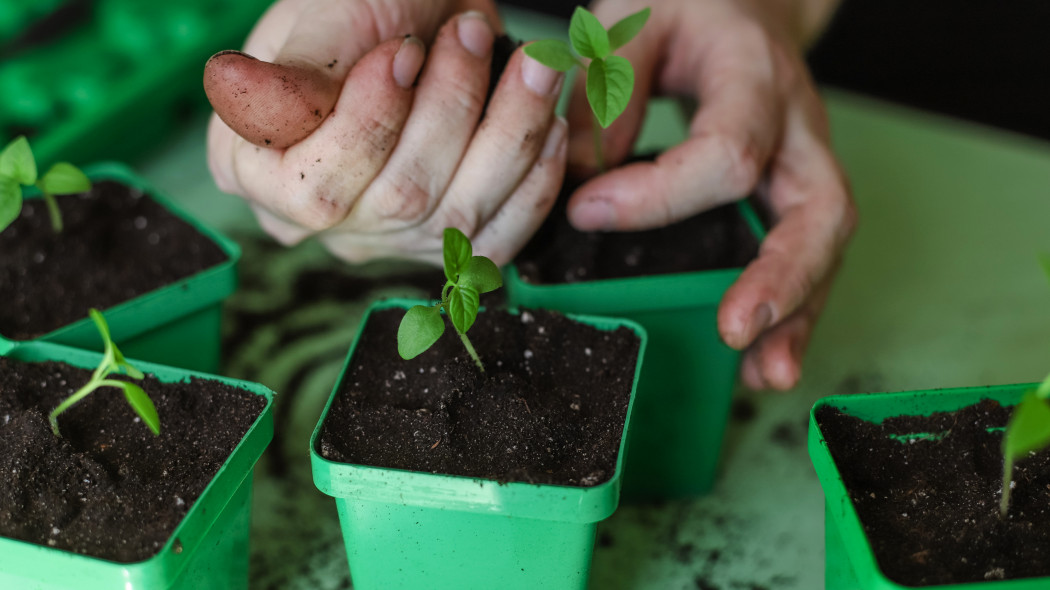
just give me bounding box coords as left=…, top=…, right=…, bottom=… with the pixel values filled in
left=311, top=299, right=647, bottom=590
left=0, top=340, right=274, bottom=590
left=0, top=0, right=273, bottom=168
left=810, top=385, right=1049, bottom=589
left=0, top=161, right=240, bottom=374
left=504, top=200, right=765, bottom=501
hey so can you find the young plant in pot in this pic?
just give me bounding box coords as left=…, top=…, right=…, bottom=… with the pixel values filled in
left=811, top=262, right=1050, bottom=588
left=0, top=135, right=241, bottom=373
left=310, top=228, right=648, bottom=590
left=512, top=6, right=767, bottom=501
left=0, top=310, right=275, bottom=590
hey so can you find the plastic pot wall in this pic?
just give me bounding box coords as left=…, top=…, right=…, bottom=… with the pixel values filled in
left=0, top=162, right=240, bottom=374
left=810, top=385, right=1049, bottom=590
left=504, top=200, right=765, bottom=501
left=311, top=299, right=647, bottom=590
left=0, top=341, right=274, bottom=590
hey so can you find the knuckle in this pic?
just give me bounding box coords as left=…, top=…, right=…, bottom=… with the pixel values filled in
left=353, top=112, right=401, bottom=159
left=709, top=131, right=763, bottom=195
left=443, top=74, right=487, bottom=115
left=480, top=119, right=543, bottom=157
left=288, top=179, right=353, bottom=231
left=372, top=173, right=435, bottom=222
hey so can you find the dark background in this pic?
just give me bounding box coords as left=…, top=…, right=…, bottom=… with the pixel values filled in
left=502, top=0, right=1050, bottom=143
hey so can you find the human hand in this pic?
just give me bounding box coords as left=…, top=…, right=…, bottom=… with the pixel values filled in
left=564, top=0, right=855, bottom=390
left=203, top=0, right=569, bottom=265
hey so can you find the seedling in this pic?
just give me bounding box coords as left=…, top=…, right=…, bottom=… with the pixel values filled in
left=999, top=254, right=1050, bottom=516
left=524, top=6, right=650, bottom=171
left=49, top=308, right=160, bottom=437
left=0, top=135, right=92, bottom=234
left=397, top=228, right=502, bottom=372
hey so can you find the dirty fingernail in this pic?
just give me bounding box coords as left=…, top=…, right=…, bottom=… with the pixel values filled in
left=393, top=36, right=426, bottom=88
left=747, top=303, right=774, bottom=342
left=458, top=11, right=494, bottom=58
left=522, top=55, right=563, bottom=96
left=541, top=117, right=568, bottom=159
left=573, top=197, right=616, bottom=230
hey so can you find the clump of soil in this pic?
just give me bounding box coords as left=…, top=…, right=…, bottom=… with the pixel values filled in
left=0, top=358, right=267, bottom=562
left=317, top=307, right=640, bottom=486
left=0, top=180, right=228, bottom=339
left=816, top=399, right=1050, bottom=585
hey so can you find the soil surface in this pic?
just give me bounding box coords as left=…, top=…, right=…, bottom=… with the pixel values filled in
left=816, top=399, right=1050, bottom=585
left=514, top=181, right=760, bottom=284
left=0, top=358, right=266, bottom=562
left=318, top=307, right=640, bottom=486
left=0, top=180, right=228, bottom=340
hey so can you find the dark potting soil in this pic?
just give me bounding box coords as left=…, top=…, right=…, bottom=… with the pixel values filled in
left=0, top=180, right=228, bottom=340
left=514, top=180, right=761, bottom=284
left=816, top=399, right=1050, bottom=585
left=484, top=31, right=760, bottom=285
left=317, top=307, right=640, bottom=486
left=0, top=358, right=266, bottom=562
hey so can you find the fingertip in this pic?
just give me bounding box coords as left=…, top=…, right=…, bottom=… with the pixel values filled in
left=457, top=11, right=495, bottom=58
left=740, top=350, right=767, bottom=391
left=203, top=50, right=339, bottom=149
left=567, top=193, right=617, bottom=231
left=393, top=36, right=427, bottom=88
left=761, top=341, right=802, bottom=391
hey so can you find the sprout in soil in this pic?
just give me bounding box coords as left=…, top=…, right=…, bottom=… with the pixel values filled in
left=49, top=309, right=160, bottom=437
left=523, top=5, right=650, bottom=171
left=397, top=228, right=503, bottom=372
left=0, top=135, right=92, bottom=234
left=1000, top=254, right=1050, bottom=517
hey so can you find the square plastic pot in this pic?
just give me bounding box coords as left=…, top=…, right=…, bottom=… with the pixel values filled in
left=0, top=0, right=274, bottom=167
left=504, top=200, right=765, bottom=501
left=310, top=299, right=647, bottom=590
left=0, top=161, right=240, bottom=374
left=0, top=340, right=274, bottom=590
left=810, top=385, right=1049, bottom=589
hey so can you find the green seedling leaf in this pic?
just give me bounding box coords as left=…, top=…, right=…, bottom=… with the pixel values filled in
left=115, top=347, right=146, bottom=380
left=443, top=227, right=472, bottom=283
left=1005, top=391, right=1050, bottom=460
left=399, top=228, right=502, bottom=372
left=587, top=55, right=635, bottom=128
left=459, top=256, right=503, bottom=294
left=49, top=309, right=155, bottom=437
left=397, top=305, right=445, bottom=360
left=0, top=136, right=37, bottom=185
left=523, top=40, right=579, bottom=72
left=447, top=284, right=480, bottom=335
left=89, top=308, right=113, bottom=343
left=0, top=177, right=22, bottom=232
left=119, top=382, right=160, bottom=436
left=570, top=6, right=610, bottom=59
left=39, top=162, right=91, bottom=195
left=608, top=7, right=651, bottom=51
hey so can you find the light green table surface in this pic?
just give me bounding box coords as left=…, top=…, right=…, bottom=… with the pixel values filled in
left=131, top=7, right=1050, bottom=589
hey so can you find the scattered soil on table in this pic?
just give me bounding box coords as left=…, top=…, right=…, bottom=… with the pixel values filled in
left=817, top=399, right=1050, bottom=585
left=0, top=180, right=228, bottom=340
left=0, top=358, right=266, bottom=562
left=318, top=307, right=640, bottom=486
left=514, top=179, right=760, bottom=284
